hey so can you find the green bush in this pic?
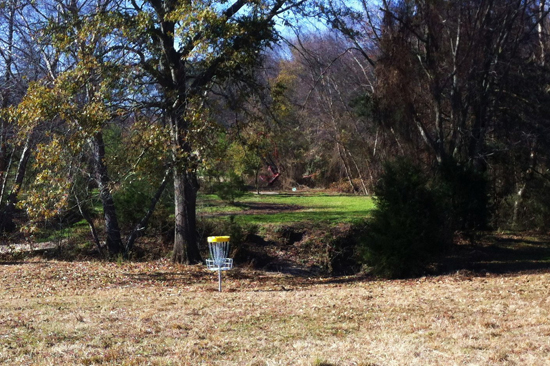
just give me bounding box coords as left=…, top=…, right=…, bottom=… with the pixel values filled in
left=113, top=178, right=172, bottom=232
left=212, top=173, right=247, bottom=204
left=360, top=159, right=449, bottom=278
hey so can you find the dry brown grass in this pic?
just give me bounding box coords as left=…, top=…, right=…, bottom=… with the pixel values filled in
left=1, top=258, right=550, bottom=365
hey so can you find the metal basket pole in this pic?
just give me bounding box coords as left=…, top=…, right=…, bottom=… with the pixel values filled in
left=217, top=265, right=222, bottom=292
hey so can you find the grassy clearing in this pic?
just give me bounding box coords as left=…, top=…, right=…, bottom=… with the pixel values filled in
left=198, top=193, right=375, bottom=225
left=1, top=258, right=550, bottom=365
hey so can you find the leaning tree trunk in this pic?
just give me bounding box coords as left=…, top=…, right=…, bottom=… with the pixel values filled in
left=0, top=135, right=32, bottom=232
left=93, top=132, right=124, bottom=255
left=74, top=190, right=103, bottom=257
left=337, top=142, right=357, bottom=193
left=125, top=169, right=170, bottom=255
left=512, top=141, right=537, bottom=228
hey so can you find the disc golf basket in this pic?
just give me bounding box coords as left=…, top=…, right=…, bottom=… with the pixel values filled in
left=206, top=236, right=233, bottom=292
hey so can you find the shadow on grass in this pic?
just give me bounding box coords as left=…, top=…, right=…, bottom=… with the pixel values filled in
left=234, top=210, right=371, bottom=225
left=439, top=233, right=550, bottom=275
left=5, top=231, right=550, bottom=290
left=0, top=261, right=33, bottom=265
left=122, top=268, right=375, bottom=292
left=107, top=233, right=550, bottom=292
left=125, top=270, right=209, bottom=283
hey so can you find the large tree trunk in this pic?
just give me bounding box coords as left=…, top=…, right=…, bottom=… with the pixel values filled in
left=170, top=109, right=202, bottom=264
left=172, top=169, right=185, bottom=263
left=172, top=166, right=202, bottom=264
left=93, top=132, right=124, bottom=255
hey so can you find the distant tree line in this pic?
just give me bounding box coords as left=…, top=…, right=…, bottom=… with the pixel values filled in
left=272, top=0, right=550, bottom=232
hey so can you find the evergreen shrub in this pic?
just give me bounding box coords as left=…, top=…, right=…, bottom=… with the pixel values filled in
left=212, top=173, right=247, bottom=204
left=360, top=158, right=449, bottom=278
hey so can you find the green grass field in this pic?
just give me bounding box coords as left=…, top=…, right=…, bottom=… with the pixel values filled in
left=197, top=193, right=375, bottom=225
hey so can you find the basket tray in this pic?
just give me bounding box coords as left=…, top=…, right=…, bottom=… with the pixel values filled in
left=206, top=258, right=233, bottom=271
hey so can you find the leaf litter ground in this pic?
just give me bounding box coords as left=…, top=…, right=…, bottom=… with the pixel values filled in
left=1, top=258, right=550, bottom=365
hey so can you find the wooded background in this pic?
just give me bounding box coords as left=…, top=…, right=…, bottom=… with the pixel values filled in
left=1, top=0, right=550, bottom=264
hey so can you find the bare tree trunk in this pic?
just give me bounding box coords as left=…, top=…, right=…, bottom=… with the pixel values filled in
left=0, top=0, right=16, bottom=204
left=538, top=0, right=547, bottom=66
left=74, top=191, right=103, bottom=257
left=93, top=132, right=124, bottom=255
left=6, top=136, right=31, bottom=205
left=172, top=167, right=185, bottom=263
left=346, top=148, right=369, bottom=195
left=0, top=152, right=14, bottom=208
left=513, top=143, right=537, bottom=227
left=170, top=111, right=202, bottom=264
left=0, top=135, right=32, bottom=232
left=337, top=142, right=356, bottom=193
left=512, top=183, right=526, bottom=228
left=172, top=166, right=201, bottom=264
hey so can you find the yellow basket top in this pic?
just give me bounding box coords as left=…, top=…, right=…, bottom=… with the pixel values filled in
left=207, top=236, right=230, bottom=243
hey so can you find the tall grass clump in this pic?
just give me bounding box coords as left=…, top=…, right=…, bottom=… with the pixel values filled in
left=360, top=159, right=449, bottom=278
